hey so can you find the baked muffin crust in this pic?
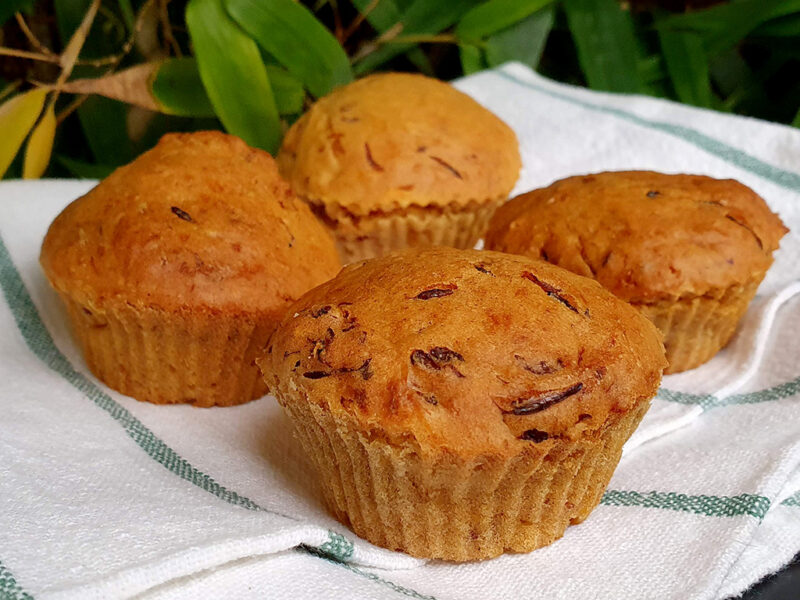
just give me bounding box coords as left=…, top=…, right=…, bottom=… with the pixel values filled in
left=485, top=171, right=788, bottom=303
left=277, top=73, right=521, bottom=218
left=262, top=247, right=665, bottom=458
left=41, top=131, right=341, bottom=316
left=40, top=131, right=341, bottom=406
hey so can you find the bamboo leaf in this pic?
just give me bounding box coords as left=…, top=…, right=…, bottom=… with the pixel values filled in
left=59, top=64, right=162, bottom=111
left=225, top=0, right=352, bottom=98
left=658, top=0, right=788, bottom=56
left=57, top=0, right=100, bottom=86
left=56, top=155, right=115, bottom=179
left=0, top=1, right=33, bottom=28
left=0, top=89, right=47, bottom=179
left=350, top=0, right=400, bottom=31
left=658, top=30, right=712, bottom=108
left=266, top=66, right=305, bottom=115
left=485, top=6, right=554, bottom=70
left=350, top=0, right=435, bottom=76
left=186, top=0, right=280, bottom=152
left=117, top=0, right=134, bottom=30
left=151, top=58, right=304, bottom=117
left=753, top=14, right=800, bottom=38
left=151, top=58, right=215, bottom=117
left=563, top=0, right=643, bottom=93
left=54, top=0, right=135, bottom=166
left=456, top=0, right=554, bottom=43
left=353, top=0, right=482, bottom=75
left=459, top=44, right=485, bottom=75
left=23, top=104, right=56, bottom=179
left=638, top=55, right=665, bottom=85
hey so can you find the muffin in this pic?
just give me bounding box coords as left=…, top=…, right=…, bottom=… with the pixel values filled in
left=260, top=247, right=665, bottom=560
left=40, top=131, right=341, bottom=406
left=486, top=171, right=788, bottom=373
left=277, top=73, right=521, bottom=263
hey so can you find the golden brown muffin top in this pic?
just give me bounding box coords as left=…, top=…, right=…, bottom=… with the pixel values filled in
left=261, top=247, right=665, bottom=458
left=485, top=171, right=788, bottom=303
left=40, top=131, right=341, bottom=315
left=277, top=73, right=521, bottom=217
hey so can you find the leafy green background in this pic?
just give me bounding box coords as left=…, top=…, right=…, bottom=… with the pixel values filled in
left=1, top=0, right=799, bottom=179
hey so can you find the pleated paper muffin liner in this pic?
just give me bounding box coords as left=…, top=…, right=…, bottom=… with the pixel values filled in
left=311, top=200, right=503, bottom=264
left=635, top=279, right=761, bottom=374
left=61, top=294, right=271, bottom=406
left=284, top=399, right=651, bottom=562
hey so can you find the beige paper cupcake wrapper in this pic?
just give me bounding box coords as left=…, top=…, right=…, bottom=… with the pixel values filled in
left=284, top=399, right=650, bottom=561
left=312, top=200, right=502, bottom=264
left=61, top=294, right=270, bottom=406
left=635, top=279, right=760, bottom=374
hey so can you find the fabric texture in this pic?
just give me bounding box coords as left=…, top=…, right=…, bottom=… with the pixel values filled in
left=0, top=62, right=798, bottom=599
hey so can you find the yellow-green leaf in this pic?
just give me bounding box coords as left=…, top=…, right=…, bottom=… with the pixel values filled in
left=23, top=104, right=57, bottom=179
left=0, top=89, right=47, bottom=179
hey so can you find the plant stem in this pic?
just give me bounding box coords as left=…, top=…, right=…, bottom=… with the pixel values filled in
left=0, top=47, right=60, bottom=63
left=14, top=13, right=56, bottom=57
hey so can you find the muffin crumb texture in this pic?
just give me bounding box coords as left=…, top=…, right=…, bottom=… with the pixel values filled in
left=262, top=247, right=665, bottom=560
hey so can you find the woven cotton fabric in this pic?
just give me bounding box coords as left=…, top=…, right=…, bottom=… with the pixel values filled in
left=0, top=62, right=798, bottom=599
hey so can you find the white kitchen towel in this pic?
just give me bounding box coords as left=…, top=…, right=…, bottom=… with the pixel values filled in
left=1, top=61, right=799, bottom=600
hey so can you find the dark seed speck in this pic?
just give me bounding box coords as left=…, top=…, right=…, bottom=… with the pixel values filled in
left=171, top=206, right=193, bottom=222
left=416, top=287, right=456, bottom=300
left=303, top=371, right=330, bottom=379
left=520, top=429, right=550, bottom=443
left=509, top=382, right=584, bottom=415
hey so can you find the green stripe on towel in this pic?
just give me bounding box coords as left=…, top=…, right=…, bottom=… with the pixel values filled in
left=302, top=547, right=438, bottom=600
left=495, top=69, right=800, bottom=194
left=601, top=490, right=770, bottom=519
left=0, top=235, right=284, bottom=517
left=0, top=560, right=33, bottom=600
left=659, top=376, right=800, bottom=410
left=781, top=491, right=800, bottom=507
left=0, top=233, right=781, bottom=600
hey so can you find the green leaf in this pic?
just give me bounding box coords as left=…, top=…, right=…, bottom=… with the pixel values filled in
left=152, top=58, right=304, bottom=117
left=56, top=155, right=115, bottom=179
left=638, top=55, right=666, bottom=85
left=753, top=13, right=800, bottom=37
left=266, top=66, right=305, bottom=114
left=186, top=0, right=281, bottom=153
left=657, top=0, right=788, bottom=56
left=792, top=106, right=800, bottom=128
left=116, top=0, right=135, bottom=31
left=350, top=0, right=435, bottom=76
left=459, top=44, right=485, bottom=75
left=152, top=58, right=216, bottom=118
left=54, top=0, right=135, bottom=165
left=658, top=29, right=712, bottom=108
left=563, top=0, right=643, bottom=93
left=76, top=97, right=135, bottom=166
left=225, top=0, right=352, bottom=98
left=350, top=0, right=400, bottom=31
left=485, top=5, right=554, bottom=70
left=456, top=0, right=554, bottom=43
left=0, top=0, right=33, bottom=27
left=353, top=0, right=482, bottom=75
